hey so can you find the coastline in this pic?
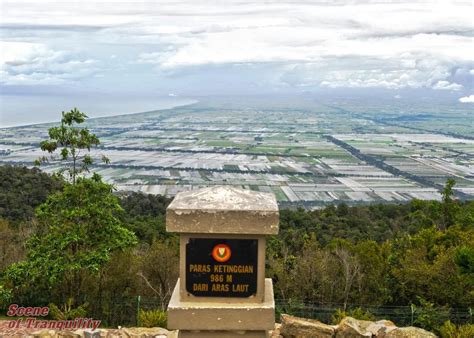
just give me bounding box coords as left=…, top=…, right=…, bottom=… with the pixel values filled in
left=0, top=97, right=198, bottom=129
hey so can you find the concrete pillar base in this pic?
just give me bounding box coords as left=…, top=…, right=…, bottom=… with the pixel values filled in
left=168, top=279, right=275, bottom=332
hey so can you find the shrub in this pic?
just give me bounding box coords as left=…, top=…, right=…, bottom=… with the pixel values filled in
left=458, top=324, right=474, bottom=338
left=439, top=320, right=474, bottom=338
left=0, top=285, right=12, bottom=311
left=331, top=307, right=375, bottom=324
left=331, top=308, right=347, bottom=324
left=350, top=307, right=375, bottom=321
left=139, top=309, right=167, bottom=328
left=413, top=298, right=450, bottom=332
left=49, top=298, right=88, bottom=320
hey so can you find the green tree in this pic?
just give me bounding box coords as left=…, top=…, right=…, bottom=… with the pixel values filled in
left=389, top=226, right=473, bottom=307
left=138, top=239, right=179, bottom=309
left=35, top=108, right=109, bottom=184
left=454, top=246, right=474, bottom=275
left=0, top=283, right=12, bottom=310
left=0, top=165, right=62, bottom=223
left=4, top=175, right=137, bottom=305
left=353, top=240, right=391, bottom=305
left=441, top=178, right=459, bottom=229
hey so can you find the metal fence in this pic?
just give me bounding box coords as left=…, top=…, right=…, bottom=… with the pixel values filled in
left=98, top=296, right=472, bottom=328
left=274, top=300, right=472, bottom=327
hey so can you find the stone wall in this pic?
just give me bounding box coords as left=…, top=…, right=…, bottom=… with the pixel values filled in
left=1, top=315, right=438, bottom=337
left=274, top=314, right=437, bottom=338
left=0, top=322, right=176, bottom=337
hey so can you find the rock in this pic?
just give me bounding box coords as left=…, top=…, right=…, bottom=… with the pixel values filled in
left=0, top=326, right=177, bottom=338
left=335, top=317, right=373, bottom=337
left=31, top=329, right=57, bottom=337
left=57, top=331, right=82, bottom=337
left=271, top=323, right=283, bottom=338
left=366, top=319, right=397, bottom=336
left=385, top=327, right=437, bottom=337
left=71, top=329, right=98, bottom=337
left=280, top=314, right=336, bottom=338
left=121, top=327, right=170, bottom=337
left=166, top=330, right=179, bottom=338
left=101, top=333, right=122, bottom=338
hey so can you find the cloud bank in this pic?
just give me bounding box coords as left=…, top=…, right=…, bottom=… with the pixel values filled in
left=1, top=0, right=473, bottom=95
left=0, top=42, right=97, bottom=85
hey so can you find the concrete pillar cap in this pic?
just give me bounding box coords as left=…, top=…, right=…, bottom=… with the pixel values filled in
left=166, top=186, right=279, bottom=235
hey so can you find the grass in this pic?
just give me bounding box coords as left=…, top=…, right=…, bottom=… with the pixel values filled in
left=170, top=169, right=181, bottom=177
left=205, top=140, right=237, bottom=147
left=223, top=164, right=240, bottom=171
left=271, top=186, right=289, bottom=201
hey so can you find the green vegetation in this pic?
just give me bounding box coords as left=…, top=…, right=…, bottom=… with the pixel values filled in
left=278, top=199, right=473, bottom=244
left=4, top=175, right=138, bottom=307
left=0, top=285, right=12, bottom=310
left=118, top=192, right=171, bottom=244
left=331, top=307, right=375, bottom=324
left=271, top=200, right=473, bottom=309
left=49, top=298, right=88, bottom=320
left=1, top=111, right=138, bottom=323
left=0, top=165, right=62, bottom=223
left=439, top=321, right=474, bottom=338
left=35, top=108, right=109, bottom=184
left=205, top=140, right=237, bottom=147
left=0, top=164, right=472, bottom=333
left=139, top=309, right=167, bottom=328
left=271, top=187, right=288, bottom=201
left=267, top=185, right=473, bottom=336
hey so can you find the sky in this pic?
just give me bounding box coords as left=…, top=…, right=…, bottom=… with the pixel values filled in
left=0, top=0, right=473, bottom=126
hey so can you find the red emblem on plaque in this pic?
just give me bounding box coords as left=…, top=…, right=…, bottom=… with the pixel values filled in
left=212, top=244, right=231, bottom=262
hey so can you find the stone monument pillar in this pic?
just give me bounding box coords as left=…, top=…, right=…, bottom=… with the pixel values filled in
left=166, top=186, right=279, bottom=338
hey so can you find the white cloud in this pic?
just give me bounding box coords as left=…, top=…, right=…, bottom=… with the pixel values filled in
left=459, top=95, right=474, bottom=103
left=1, top=0, right=473, bottom=92
left=131, top=1, right=473, bottom=91
left=0, top=41, right=98, bottom=85
left=311, top=56, right=470, bottom=91
left=433, top=80, right=463, bottom=91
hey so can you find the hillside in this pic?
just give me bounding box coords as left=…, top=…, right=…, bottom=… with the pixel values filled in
left=0, top=165, right=472, bottom=334
left=0, top=165, right=63, bottom=223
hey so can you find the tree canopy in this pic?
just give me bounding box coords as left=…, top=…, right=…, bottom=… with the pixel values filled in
left=35, top=108, right=109, bottom=184
left=0, top=161, right=472, bottom=335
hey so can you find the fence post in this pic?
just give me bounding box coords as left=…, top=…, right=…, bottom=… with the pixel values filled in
left=136, top=295, right=141, bottom=326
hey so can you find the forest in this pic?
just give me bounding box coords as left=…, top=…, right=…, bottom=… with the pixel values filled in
left=0, top=163, right=472, bottom=335
left=0, top=110, right=472, bottom=336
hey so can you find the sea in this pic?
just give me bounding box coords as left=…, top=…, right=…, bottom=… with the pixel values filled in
left=0, top=94, right=197, bottom=128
